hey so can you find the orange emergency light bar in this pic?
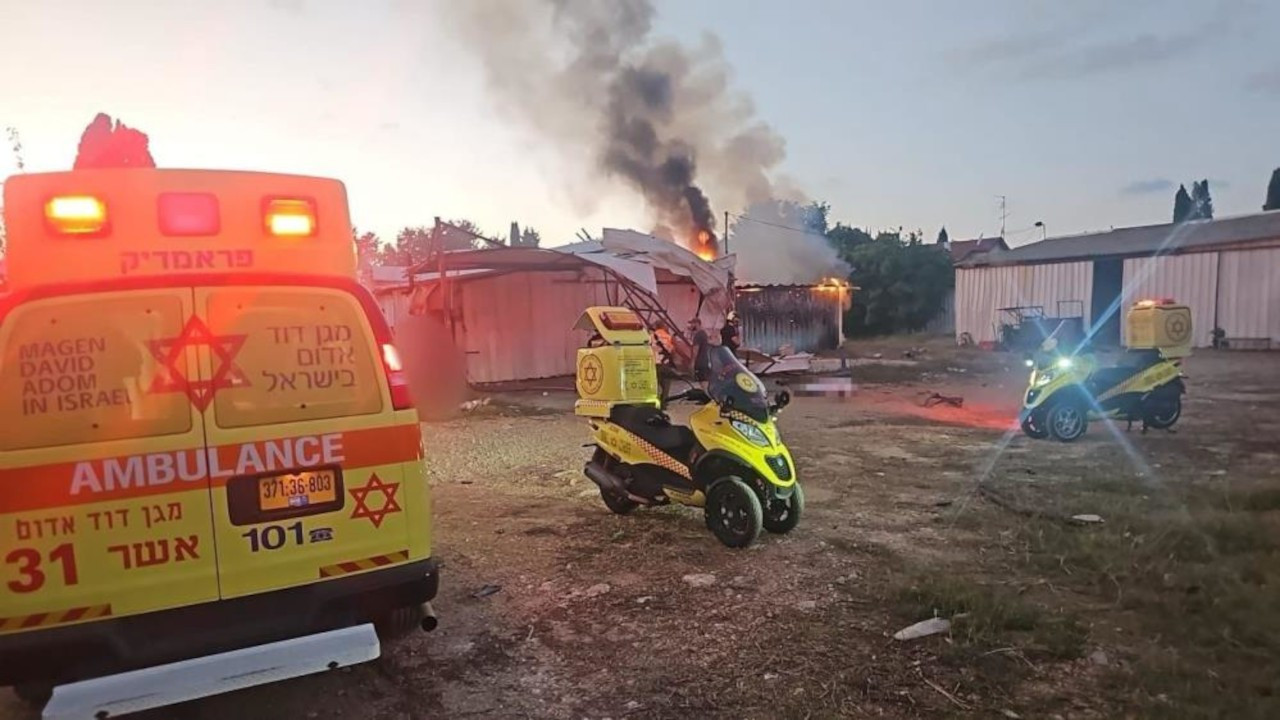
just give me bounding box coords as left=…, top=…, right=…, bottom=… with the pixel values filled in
left=3, top=169, right=356, bottom=290
left=44, top=195, right=108, bottom=235
left=264, top=197, right=317, bottom=237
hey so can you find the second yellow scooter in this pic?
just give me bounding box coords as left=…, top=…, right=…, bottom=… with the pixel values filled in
left=573, top=307, right=802, bottom=548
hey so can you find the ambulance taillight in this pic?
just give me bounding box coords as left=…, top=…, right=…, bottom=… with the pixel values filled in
left=264, top=197, right=317, bottom=237
left=381, top=343, right=414, bottom=410
left=45, top=195, right=108, bottom=235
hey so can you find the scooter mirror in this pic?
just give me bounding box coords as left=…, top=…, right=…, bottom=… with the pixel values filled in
left=772, top=389, right=791, bottom=412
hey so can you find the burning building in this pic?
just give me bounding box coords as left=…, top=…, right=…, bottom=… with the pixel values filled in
left=735, top=278, right=854, bottom=355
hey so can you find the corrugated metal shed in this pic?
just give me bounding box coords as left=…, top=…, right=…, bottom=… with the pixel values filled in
left=961, top=211, right=1280, bottom=267
left=1121, top=253, right=1220, bottom=347
left=379, top=266, right=721, bottom=384
left=955, top=262, right=1092, bottom=345
left=736, top=284, right=850, bottom=354
left=1217, top=247, right=1280, bottom=344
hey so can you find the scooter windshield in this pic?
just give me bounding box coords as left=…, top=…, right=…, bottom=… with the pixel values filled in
left=705, top=346, right=770, bottom=422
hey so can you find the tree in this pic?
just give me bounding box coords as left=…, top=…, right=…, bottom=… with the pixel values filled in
left=352, top=228, right=383, bottom=284
left=73, top=113, right=155, bottom=169
left=840, top=231, right=954, bottom=336
left=508, top=222, right=521, bottom=246
left=801, top=201, right=830, bottom=235
left=1265, top=168, right=1280, bottom=211
left=1191, top=180, right=1214, bottom=220
left=520, top=227, right=542, bottom=247
left=1173, top=184, right=1193, bottom=223
left=826, top=223, right=873, bottom=256
left=936, top=226, right=949, bottom=245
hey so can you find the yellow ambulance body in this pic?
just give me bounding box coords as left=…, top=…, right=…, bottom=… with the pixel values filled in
left=0, top=169, right=436, bottom=699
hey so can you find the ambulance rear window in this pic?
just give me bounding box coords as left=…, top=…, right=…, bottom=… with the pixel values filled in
left=201, top=287, right=384, bottom=428
left=0, top=291, right=195, bottom=451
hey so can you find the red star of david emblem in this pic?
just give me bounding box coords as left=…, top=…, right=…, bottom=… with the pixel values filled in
left=349, top=474, right=402, bottom=528
left=147, top=316, right=249, bottom=411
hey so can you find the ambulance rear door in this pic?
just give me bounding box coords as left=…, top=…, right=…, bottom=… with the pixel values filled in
left=0, top=289, right=219, bottom=633
left=194, top=284, right=417, bottom=599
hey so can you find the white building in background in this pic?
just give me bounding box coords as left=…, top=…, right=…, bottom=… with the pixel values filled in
left=954, top=211, right=1280, bottom=350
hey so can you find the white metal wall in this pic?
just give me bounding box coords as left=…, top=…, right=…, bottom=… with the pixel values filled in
left=376, top=269, right=714, bottom=384
left=954, top=262, right=1092, bottom=344
left=1122, top=253, right=1220, bottom=348
left=1216, top=247, right=1280, bottom=345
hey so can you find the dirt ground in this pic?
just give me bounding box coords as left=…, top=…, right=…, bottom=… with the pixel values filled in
left=5, top=339, right=1279, bottom=719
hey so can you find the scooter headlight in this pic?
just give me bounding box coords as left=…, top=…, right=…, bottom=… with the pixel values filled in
left=730, top=419, right=771, bottom=447
left=1056, top=356, right=1074, bottom=369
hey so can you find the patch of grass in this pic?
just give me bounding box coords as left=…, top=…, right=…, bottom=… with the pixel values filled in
left=893, top=576, right=1086, bottom=661
left=1009, top=500, right=1280, bottom=718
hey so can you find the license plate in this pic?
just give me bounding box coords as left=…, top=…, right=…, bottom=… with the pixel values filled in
left=258, top=470, right=338, bottom=511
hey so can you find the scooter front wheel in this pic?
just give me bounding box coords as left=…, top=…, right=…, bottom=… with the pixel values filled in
left=705, top=477, right=763, bottom=548
left=1020, top=412, right=1049, bottom=439
left=763, top=482, right=804, bottom=534
left=1047, top=400, right=1088, bottom=442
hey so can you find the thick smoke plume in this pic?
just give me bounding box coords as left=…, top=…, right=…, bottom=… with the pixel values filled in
left=730, top=201, right=849, bottom=285
left=442, top=0, right=835, bottom=278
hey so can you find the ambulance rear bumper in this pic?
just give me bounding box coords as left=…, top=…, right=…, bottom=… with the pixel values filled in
left=0, top=557, right=438, bottom=688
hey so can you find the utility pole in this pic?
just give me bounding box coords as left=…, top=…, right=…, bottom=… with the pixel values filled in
left=723, top=210, right=730, bottom=255
left=996, top=195, right=1009, bottom=238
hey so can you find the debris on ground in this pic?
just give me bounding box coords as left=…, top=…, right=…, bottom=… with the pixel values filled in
left=583, top=583, right=611, bottom=598
left=682, top=573, right=717, bottom=588
left=472, top=584, right=502, bottom=599
left=1071, top=514, right=1105, bottom=524
left=893, top=616, right=952, bottom=641
left=1089, top=649, right=1111, bottom=667
left=922, top=392, right=965, bottom=408
left=459, top=397, right=491, bottom=412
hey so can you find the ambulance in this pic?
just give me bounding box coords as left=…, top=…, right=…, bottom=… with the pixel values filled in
left=0, top=169, right=438, bottom=717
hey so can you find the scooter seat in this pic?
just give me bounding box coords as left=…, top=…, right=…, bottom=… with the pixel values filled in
left=609, top=405, right=697, bottom=459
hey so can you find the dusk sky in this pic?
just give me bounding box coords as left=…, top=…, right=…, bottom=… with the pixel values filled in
left=3, top=0, right=1278, bottom=248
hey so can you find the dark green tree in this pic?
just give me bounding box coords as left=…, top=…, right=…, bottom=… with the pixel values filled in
left=1265, top=168, right=1280, bottom=211
left=1173, top=184, right=1193, bottom=223
left=837, top=230, right=954, bottom=336
left=826, top=223, right=873, bottom=255
left=936, top=226, right=949, bottom=245
left=801, top=201, right=830, bottom=235
left=521, top=227, right=542, bottom=247
left=1191, top=180, right=1214, bottom=220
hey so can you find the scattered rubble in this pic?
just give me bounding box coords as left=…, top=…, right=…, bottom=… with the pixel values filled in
left=682, top=573, right=717, bottom=588
left=472, top=584, right=502, bottom=599
left=1071, top=514, right=1105, bottom=524
left=893, top=617, right=951, bottom=641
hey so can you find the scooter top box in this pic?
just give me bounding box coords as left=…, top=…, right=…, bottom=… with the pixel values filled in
left=572, top=307, right=661, bottom=417
left=1125, top=299, right=1192, bottom=358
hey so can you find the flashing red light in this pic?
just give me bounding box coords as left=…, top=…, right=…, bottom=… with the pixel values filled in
left=158, top=192, right=220, bottom=236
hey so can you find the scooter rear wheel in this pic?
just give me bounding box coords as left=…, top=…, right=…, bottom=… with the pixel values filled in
left=705, top=477, right=763, bottom=548
left=592, top=449, right=638, bottom=514
left=1144, top=394, right=1182, bottom=429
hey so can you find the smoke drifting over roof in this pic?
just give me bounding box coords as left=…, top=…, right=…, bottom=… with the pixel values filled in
left=442, top=0, right=792, bottom=258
